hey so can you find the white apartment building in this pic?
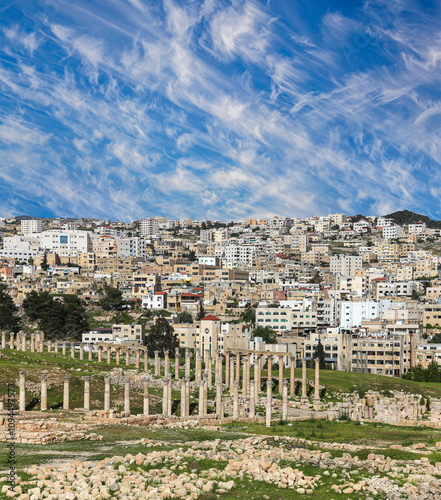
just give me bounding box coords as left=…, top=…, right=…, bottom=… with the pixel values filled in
left=140, top=218, right=159, bottom=236
left=377, top=217, right=395, bottom=227
left=141, top=291, right=167, bottom=309
left=0, top=235, right=43, bottom=260
left=408, top=222, right=427, bottom=234
left=117, top=237, right=147, bottom=258
left=382, top=225, right=404, bottom=239
left=224, top=244, right=256, bottom=267
left=330, top=255, right=362, bottom=276
left=21, top=219, right=43, bottom=235
left=340, top=300, right=380, bottom=328
left=40, top=230, right=93, bottom=257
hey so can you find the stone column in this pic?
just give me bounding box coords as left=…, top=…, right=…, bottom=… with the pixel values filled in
left=9, top=333, right=14, bottom=349
left=266, top=380, right=272, bottom=428
left=136, top=349, right=140, bottom=370
left=233, top=381, right=239, bottom=419
left=167, top=377, right=172, bottom=416
left=185, top=377, right=191, bottom=415
left=225, top=352, right=230, bottom=388
left=204, top=349, right=209, bottom=368
left=162, top=378, right=168, bottom=415
left=106, top=347, right=111, bottom=364
left=185, top=350, right=191, bottom=380
left=249, top=379, right=255, bottom=419
left=154, top=350, right=160, bottom=376
left=54, top=341, right=58, bottom=354
left=314, top=358, right=320, bottom=402
left=40, top=371, right=48, bottom=411
left=216, top=381, right=223, bottom=419
left=290, top=356, right=295, bottom=397
left=198, top=382, right=205, bottom=417
left=83, top=376, right=91, bottom=411
left=215, top=355, right=221, bottom=385
left=63, top=376, right=70, bottom=410
left=124, top=378, right=130, bottom=415
left=143, top=377, right=150, bottom=416
left=256, top=355, right=261, bottom=396
left=196, top=355, right=202, bottom=382
left=19, top=371, right=26, bottom=412
left=267, top=355, right=272, bottom=382
left=181, top=378, right=187, bottom=417
left=71, top=343, right=75, bottom=359
left=144, top=349, right=148, bottom=372
left=104, top=375, right=111, bottom=411
left=62, top=341, right=66, bottom=356
left=125, top=349, right=130, bottom=366
left=282, top=379, right=288, bottom=421
left=39, top=340, right=44, bottom=353
left=116, top=347, right=120, bottom=365
left=301, top=358, right=307, bottom=400
left=47, top=340, right=51, bottom=354
left=164, top=350, right=170, bottom=377
left=21, top=335, right=26, bottom=352
left=175, top=348, right=180, bottom=380
left=278, top=355, right=284, bottom=395
left=229, top=357, right=234, bottom=395
left=80, top=343, right=85, bottom=361
left=30, top=334, right=35, bottom=353
left=247, top=355, right=251, bottom=391
left=1, top=332, right=6, bottom=349
left=88, top=347, right=93, bottom=361
left=207, top=357, right=213, bottom=389
left=242, top=359, right=248, bottom=398
left=235, top=353, right=240, bottom=382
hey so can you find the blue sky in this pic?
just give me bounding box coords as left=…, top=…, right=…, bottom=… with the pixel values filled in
left=0, top=0, right=440, bottom=221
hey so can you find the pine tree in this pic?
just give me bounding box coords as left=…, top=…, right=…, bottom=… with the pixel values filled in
left=0, top=284, right=20, bottom=333
left=313, top=339, right=326, bottom=369
left=145, top=317, right=179, bottom=354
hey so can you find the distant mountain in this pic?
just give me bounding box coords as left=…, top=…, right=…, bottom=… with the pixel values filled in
left=384, top=210, right=441, bottom=229
left=14, top=215, right=42, bottom=221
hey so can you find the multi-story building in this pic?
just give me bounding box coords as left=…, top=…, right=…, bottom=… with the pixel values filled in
left=330, top=255, right=362, bottom=276
left=21, top=219, right=43, bottom=235
left=140, top=218, right=159, bottom=236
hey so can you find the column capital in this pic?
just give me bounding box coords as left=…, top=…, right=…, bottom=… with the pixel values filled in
left=40, top=372, right=48, bottom=382
left=63, top=376, right=70, bottom=382
left=82, top=376, right=92, bottom=382
left=266, top=380, right=272, bottom=388
left=283, top=379, right=289, bottom=387
left=20, top=370, right=27, bottom=376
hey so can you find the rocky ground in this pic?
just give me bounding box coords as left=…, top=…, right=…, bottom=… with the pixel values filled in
left=2, top=425, right=441, bottom=499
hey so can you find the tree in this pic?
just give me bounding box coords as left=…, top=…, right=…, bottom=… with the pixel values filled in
left=41, top=252, right=49, bottom=272
left=23, top=291, right=88, bottom=339
left=145, top=317, right=179, bottom=354
left=100, top=287, right=124, bottom=311
left=0, top=284, right=20, bottom=333
left=313, top=339, right=326, bottom=369
left=240, top=305, right=255, bottom=325
left=411, top=290, right=420, bottom=301
left=196, top=302, right=206, bottom=321
left=188, top=250, right=197, bottom=261
left=251, top=325, right=278, bottom=344
left=178, top=311, right=193, bottom=324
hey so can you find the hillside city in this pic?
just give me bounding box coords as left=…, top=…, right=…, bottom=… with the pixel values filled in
left=1, top=211, right=441, bottom=378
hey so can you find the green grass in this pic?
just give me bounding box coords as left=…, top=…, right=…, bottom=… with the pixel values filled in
left=223, top=420, right=441, bottom=447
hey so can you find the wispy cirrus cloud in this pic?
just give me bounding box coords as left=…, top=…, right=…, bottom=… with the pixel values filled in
left=0, top=0, right=440, bottom=220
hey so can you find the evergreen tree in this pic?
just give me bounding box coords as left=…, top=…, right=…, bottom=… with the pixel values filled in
left=313, top=339, right=326, bottom=369
left=145, top=317, right=179, bottom=354
left=196, top=302, right=206, bottom=321
left=100, top=287, right=124, bottom=311
left=251, top=325, right=278, bottom=344
left=240, top=304, right=256, bottom=325
left=0, top=284, right=20, bottom=333
left=178, top=311, right=193, bottom=324
left=41, top=252, right=49, bottom=272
